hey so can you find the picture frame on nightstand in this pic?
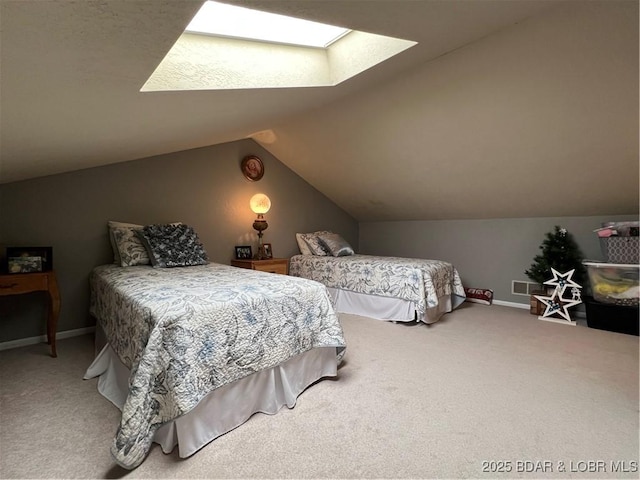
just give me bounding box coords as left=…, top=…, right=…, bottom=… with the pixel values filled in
left=6, top=246, right=53, bottom=274
left=260, top=243, right=273, bottom=259
left=235, top=245, right=253, bottom=260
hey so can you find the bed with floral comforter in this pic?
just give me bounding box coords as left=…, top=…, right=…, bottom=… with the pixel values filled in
left=87, top=263, right=346, bottom=469
left=289, top=254, right=466, bottom=323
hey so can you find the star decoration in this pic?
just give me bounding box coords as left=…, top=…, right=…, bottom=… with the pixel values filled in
left=543, top=268, right=581, bottom=296
left=535, top=287, right=581, bottom=323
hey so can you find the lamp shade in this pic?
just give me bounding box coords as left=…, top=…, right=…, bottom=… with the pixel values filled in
left=250, top=193, right=271, bottom=214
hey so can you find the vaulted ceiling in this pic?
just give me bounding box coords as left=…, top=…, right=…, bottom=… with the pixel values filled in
left=1, top=0, right=638, bottom=221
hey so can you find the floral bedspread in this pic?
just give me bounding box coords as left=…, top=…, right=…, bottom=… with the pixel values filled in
left=89, top=263, right=346, bottom=469
left=289, top=254, right=466, bottom=318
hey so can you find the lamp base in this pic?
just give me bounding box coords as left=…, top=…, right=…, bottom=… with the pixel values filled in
left=253, top=217, right=268, bottom=260
left=255, top=238, right=268, bottom=260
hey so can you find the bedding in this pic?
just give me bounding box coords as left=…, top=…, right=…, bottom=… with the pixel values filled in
left=85, top=263, right=346, bottom=469
left=295, top=233, right=315, bottom=255
left=107, top=220, right=184, bottom=267
left=108, top=222, right=150, bottom=267
left=289, top=254, right=466, bottom=324
left=316, top=232, right=355, bottom=257
left=136, top=223, right=208, bottom=267
left=108, top=220, right=144, bottom=265
left=296, top=231, right=331, bottom=256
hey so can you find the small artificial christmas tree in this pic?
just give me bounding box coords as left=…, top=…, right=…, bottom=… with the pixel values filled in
left=525, top=225, right=586, bottom=287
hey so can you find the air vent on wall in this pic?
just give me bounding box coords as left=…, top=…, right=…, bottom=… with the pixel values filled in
left=512, top=280, right=543, bottom=296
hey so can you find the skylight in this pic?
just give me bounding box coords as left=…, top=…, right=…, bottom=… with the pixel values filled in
left=141, top=1, right=417, bottom=91
left=186, top=1, right=351, bottom=49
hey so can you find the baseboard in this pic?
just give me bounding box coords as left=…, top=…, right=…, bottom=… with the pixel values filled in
left=492, top=299, right=586, bottom=319
left=0, top=326, right=95, bottom=352
left=492, top=299, right=529, bottom=309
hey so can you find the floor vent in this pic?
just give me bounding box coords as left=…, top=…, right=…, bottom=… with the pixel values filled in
left=512, top=280, right=543, bottom=296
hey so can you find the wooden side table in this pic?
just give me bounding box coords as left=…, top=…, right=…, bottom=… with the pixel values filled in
left=230, top=258, right=289, bottom=275
left=0, top=271, right=60, bottom=357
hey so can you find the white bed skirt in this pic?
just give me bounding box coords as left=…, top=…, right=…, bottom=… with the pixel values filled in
left=326, top=287, right=465, bottom=324
left=84, top=342, right=338, bottom=460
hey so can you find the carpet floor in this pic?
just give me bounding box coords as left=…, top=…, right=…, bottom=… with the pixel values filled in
left=0, top=303, right=638, bottom=479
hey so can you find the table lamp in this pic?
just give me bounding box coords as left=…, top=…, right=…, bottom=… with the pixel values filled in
left=250, top=193, right=271, bottom=259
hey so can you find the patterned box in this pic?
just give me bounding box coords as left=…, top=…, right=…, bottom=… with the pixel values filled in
left=600, top=236, right=639, bottom=264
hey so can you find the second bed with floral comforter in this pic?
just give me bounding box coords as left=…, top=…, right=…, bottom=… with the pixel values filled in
left=289, top=254, right=466, bottom=323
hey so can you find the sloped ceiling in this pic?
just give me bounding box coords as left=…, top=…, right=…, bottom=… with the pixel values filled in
left=1, top=0, right=638, bottom=222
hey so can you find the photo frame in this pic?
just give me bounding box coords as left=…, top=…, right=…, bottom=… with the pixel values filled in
left=6, top=246, right=53, bottom=274
left=235, top=245, right=253, bottom=260
left=260, top=243, right=273, bottom=259
left=240, top=155, right=264, bottom=182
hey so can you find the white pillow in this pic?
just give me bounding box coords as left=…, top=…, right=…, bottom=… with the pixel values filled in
left=110, top=224, right=150, bottom=267
left=107, top=221, right=143, bottom=265
left=296, top=233, right=313, bottom=255
left=296, top=231, right=332, bottom=255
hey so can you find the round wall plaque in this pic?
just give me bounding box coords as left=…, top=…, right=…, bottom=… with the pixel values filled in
left=241, top=155, right=264, bottom=181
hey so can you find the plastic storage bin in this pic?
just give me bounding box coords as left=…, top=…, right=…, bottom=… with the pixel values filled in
left=584, top=296, right=639, bottom=336
left=583, top=261, right=639, bottom=307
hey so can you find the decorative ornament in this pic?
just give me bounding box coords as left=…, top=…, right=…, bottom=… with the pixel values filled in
left=543, top=268, right=581, bottom=297
left=534, top=268, right=582, bottom=326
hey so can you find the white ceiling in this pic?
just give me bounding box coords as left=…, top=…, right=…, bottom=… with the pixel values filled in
left=1, top=0, right=638, bottom=221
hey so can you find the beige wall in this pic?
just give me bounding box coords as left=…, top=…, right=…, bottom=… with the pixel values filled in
left=1, top=136, right=635, bottom=345
left=0, top=139, right=357, bottom=343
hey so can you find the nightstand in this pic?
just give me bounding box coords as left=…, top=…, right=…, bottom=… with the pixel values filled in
left=0, top=271, right=60, bottom=357
left=230, top=258, right=289, bottom=275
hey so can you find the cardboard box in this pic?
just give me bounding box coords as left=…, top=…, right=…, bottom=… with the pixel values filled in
left=529, top=291, right=546, bottom=315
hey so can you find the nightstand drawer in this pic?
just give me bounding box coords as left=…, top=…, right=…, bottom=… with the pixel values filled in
left=0, top=271, right=61, bottom=357
left=230, top=258, right=289, bottom=275
left=0, top=273, right=48, bottom=295
left=253, top=263, right=288, bottom=275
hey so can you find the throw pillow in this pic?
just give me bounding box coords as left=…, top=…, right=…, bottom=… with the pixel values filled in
left=110, top=225, right=150, bottom=267
left=107, top=220, right=144, bottom=265
left=316, top=232, right=355, bottom=257
left=296, top=233, right=314, bottom=255
left=300, top=231, right=332, bottom=256
left=137, top=224, right=208, bottom=268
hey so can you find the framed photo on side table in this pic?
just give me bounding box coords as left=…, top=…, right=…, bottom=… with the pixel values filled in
left=260, top=243, right=273, bottom=259
left=6, top=246, right=53, bottom=274
left=235, top=245, right=253, bottom=260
